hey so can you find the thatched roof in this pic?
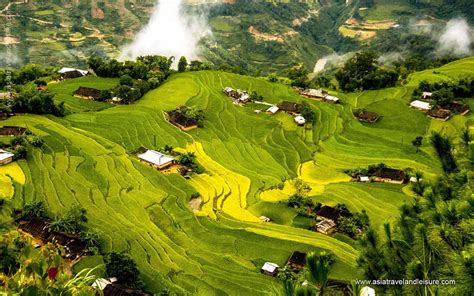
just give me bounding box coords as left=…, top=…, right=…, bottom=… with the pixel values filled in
left=316, top=206, right=341, bottom=222
left=0, top=126, right=27, bottom=136
left=73, top=87, right=102, bottom=99
left=167, top=110, right=198, bottom=128
left=356, top=111, right=380, bottom=123
left=277, top=101, right=300, bottom=112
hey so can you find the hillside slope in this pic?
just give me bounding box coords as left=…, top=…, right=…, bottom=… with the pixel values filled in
left=1, top=0, right=471, bottom=71
left=1, top=57, right=472, bottom=293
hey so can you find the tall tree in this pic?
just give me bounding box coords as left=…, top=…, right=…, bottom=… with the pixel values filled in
left=178, top=56, right=188, bottom=73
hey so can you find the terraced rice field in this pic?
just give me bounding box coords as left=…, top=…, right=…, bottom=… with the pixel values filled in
left=4, top=57, right=474, bottom=294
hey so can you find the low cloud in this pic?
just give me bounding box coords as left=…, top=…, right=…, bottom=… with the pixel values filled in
left=437, top=18, right=472, bottom=56
left=120, top=0, right=212, bottom=63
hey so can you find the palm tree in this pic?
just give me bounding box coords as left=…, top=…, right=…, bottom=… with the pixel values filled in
left=305, top=251, right=332, bottom=295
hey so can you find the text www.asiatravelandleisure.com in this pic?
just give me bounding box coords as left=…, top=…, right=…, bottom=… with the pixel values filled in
left=354, top=279, right=456, bottom=286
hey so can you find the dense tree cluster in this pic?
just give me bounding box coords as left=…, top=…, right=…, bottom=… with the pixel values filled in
left=431, top=132, right=458, bottom=174
left=12, top=88, right=65, bottom=116
left=88, top=56, right=173, bottom=104
left=335, top=51, right=399, bottom=92
left=357, top=171, right=473, bottom=295
left=105, top=252, right=144, bottom=289
left=0, top=64, right=54, bottom=89
left=413, top=78, right=474, bottom=106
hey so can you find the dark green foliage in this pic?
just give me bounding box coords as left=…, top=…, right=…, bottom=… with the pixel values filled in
left=335, top=51, right=399, bottom=92
left=22, top=201, right=49, bottom=220
left=119, top=74, right=134, bottom=87
left=105, top=252, right=144, bottom=289
left=297, top=102, right=315, bottom=123
left=337, top=211, right=370, bottom=238
left=29, top=136, right=44, bottom=148
left=286, top=65, right=310, bottom=88
left=411, top=136, right=423, bottom=153
left=413, top=78, right=474, bottom=106
left=49, top=207, right=88, bottom=234
left=430, top=132, right=458, bottom=174
left=177, top=152, right=196, bottom=167
left=178, top=56, right=188, bottom=72
left=13, top=88, right=65, bottom=117
left=358, top=172, right=473, bottom=295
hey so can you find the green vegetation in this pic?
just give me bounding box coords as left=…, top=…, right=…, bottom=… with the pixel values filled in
left=0, top=56, right=472, bottom=294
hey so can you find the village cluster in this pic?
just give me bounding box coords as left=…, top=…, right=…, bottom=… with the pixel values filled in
left=409, top=92, right=470, bottom=120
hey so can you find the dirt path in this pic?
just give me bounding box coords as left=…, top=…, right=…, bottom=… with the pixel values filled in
left=313, top=58, right=327, bottom=73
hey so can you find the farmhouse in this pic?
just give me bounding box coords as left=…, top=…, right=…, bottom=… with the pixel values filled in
left=356, top=110, right=380, bottom=123
left=0, top=126, right=27, bottom=136
left=372, top=167, right=406, bottom=184
left=137, top=148, right=175, bottom=170
left=165, top=110, right=199, bottom=131
left=278, top=101, right=300, bottom=114
left=427, top=108, right=451, bottom=121
left=266, top=105, right=279, bottom=114
left=58, top=67, right=89, bottom=80
left=73, top=87, right=102, bottom=100
left=315, top=206, right=341, bottom=234
left=18, top=218, right=88, bottom=259
left=261, top=262, right=279, bottom=276
left=294, top=115, right=306, bottom=126
left=443, top=102, right=470, bottom=115
left=0, top=149, right=14, bottom=166
left=410, top=100, right=432, bottom=111
left=300, top=88, right=326, bottom=99
left=287, top=251, right=307, bottom=270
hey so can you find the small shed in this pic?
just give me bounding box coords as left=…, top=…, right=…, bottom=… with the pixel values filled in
left=259, top=216, right=271, bottom=222
left=356, top=111, right=380, bottom=123
left=278, top=101, right=300, bottom=114
left=421, top=92, right=432, bottom=99
left=410, top=100, right=432, bottom=111
left=287, top=251, right=307, bottom=269
left=0, top=149, right=14, bottom=166
left=359, top=176, right=370, bottom=182
left=324, top=95, right=340, bottom=103
left=266, top=105, right=279, bottom=114
left=18, top=218, right=51, bottom=241
left=261, top=262, right=279, bottom=277
left=294, top=116, right=306, bottom=125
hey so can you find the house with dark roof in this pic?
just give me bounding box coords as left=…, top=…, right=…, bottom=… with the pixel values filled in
left=287, top=251, right=307, bottom=270
left=372, top=167, right=406, bottom=184
left=18, top=218, right=87, bottom=259
left=356, top=110, right=380, bottom=123
left=18, top=218, right=51, bottom=241
left=73, top=87, right=102, bottom=100
left=58, top=67, right=89, bottom=80
left=427, top=108, right=452, bottom=121
left=103, top=283, right=149, bottom=296
left=165, top=110, right=198, bottom=131
left=49, top=232, right=87, bottom=259
left=277, top=101, right=301, bottom=114
left=0, top=126, right=27, bottom=136
left=443, top=102, right=470, bottom=116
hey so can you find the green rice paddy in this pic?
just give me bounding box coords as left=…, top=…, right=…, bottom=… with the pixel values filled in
left=4, top=57, right=474, bottom=294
